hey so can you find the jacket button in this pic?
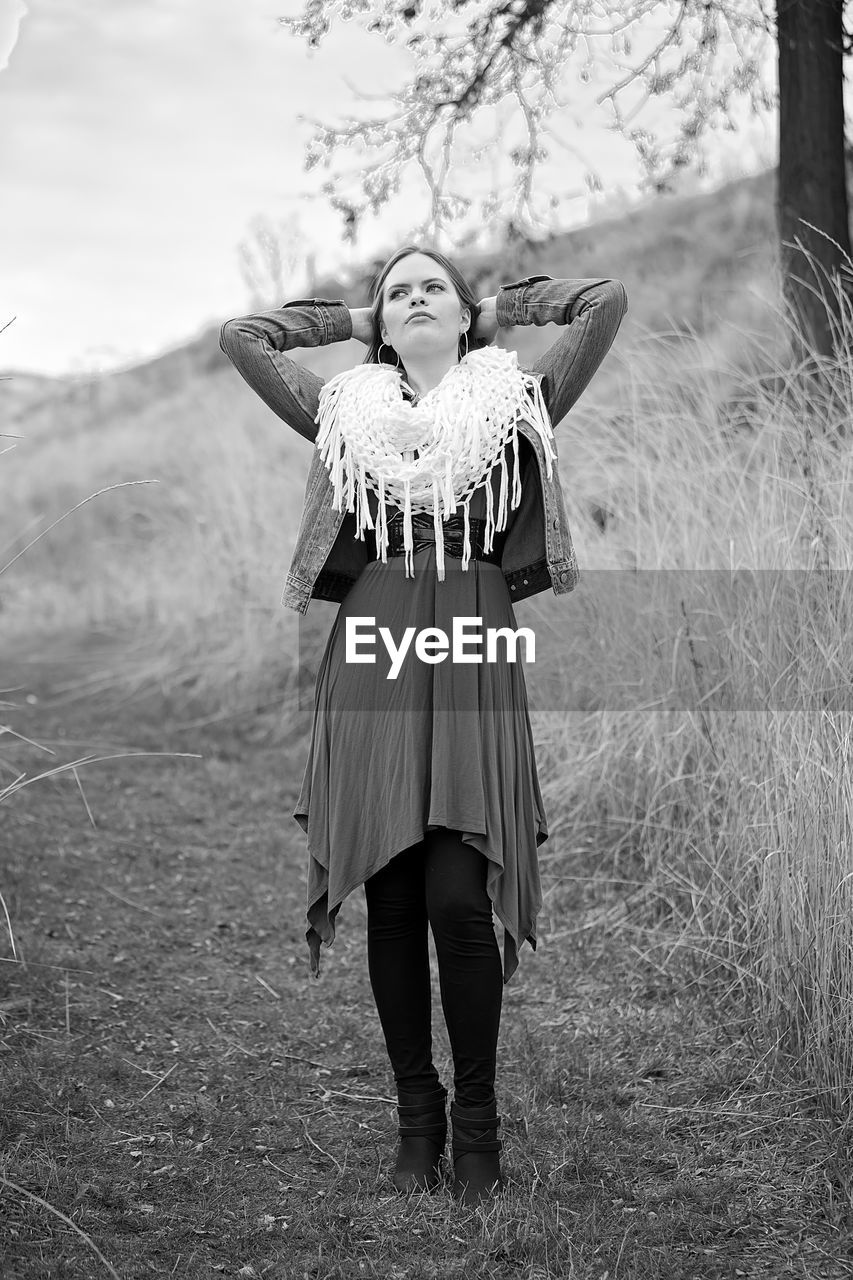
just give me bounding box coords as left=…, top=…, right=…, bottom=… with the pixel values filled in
left=558, top=570, right=569, bottom=583
left=552, top=518, right=559, bottom=529
left=523, top=578, right=528, bottom=585
left=510, top=584, right=516, bottom=591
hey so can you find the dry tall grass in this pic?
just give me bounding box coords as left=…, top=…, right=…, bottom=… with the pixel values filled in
left=523, top=242, right=853, bottom=1138
left=2, top=214, right=852, bottom=1147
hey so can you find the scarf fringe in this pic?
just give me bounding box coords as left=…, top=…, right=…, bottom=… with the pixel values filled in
left=314, top=348, right=556, bottom=581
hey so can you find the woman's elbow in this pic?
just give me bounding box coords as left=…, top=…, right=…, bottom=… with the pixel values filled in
left=603, top=280, right=628, bottom=318
left=220, top=317, right=247, bottom=358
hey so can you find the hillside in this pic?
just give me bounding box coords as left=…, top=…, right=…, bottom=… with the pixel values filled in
left=0, top=162, right=790, bottom=701
left=1, top=167, right=780, bottom=432
left=4, top=165, right=853, bottom=1276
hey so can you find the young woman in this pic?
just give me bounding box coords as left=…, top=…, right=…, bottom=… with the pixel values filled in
left=219, top=247, right=627, bottom=1205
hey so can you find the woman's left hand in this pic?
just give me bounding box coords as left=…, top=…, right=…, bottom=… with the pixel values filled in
left=474, top=296, right=499, bottom=345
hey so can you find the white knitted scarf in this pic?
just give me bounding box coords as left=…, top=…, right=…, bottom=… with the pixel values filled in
left=314, top=345, right=557, bottom=579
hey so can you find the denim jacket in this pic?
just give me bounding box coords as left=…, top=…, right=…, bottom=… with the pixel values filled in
left=219, top=275, right=628, bottom=614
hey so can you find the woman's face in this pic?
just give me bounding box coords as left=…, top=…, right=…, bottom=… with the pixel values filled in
left=379, top=253, right=470, bottom=362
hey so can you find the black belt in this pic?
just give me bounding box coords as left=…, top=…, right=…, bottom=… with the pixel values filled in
left=385, top=511, right=503, bottom=565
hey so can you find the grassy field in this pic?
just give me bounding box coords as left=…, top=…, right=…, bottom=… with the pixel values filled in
left=2, top=165, right=853, bottom=1274
left=1, top=642, right=851, bottom=1278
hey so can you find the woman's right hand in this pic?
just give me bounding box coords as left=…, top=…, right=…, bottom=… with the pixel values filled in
left=474, top=296, right=499, bottom=345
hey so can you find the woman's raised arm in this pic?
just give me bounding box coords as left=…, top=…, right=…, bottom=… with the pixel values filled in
left=493, top=276, right=628, bottom=428
left=219, top=297, right=368, bottom=445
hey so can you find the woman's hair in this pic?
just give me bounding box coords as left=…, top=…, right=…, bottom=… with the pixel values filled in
left=362, top=244, right=484, bottom=368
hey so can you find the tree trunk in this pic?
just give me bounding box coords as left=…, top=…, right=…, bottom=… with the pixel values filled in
left=776, top=0, right=851, bottom=367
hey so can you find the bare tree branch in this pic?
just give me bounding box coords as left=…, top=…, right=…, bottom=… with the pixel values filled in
left=278, top=0, right=774, bottom=242
left=237, top=213, right=309, bottom=308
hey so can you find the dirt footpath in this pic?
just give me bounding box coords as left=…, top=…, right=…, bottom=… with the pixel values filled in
left=1, top=640, right=850, bottom=1279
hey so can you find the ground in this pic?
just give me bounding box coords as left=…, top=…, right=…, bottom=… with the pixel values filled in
left=1, top=637, right=851, bottom=1279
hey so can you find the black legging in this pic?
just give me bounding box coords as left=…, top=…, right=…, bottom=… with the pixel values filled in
left=363, top=826, right=503, bottom=1109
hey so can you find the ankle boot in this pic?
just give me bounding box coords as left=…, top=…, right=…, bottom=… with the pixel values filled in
left=392, top=1083, right=448, bottom=1194
left=450, top=1098, right=504, bottom=1206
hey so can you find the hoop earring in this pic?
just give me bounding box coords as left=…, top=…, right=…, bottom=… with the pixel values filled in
left=378, top=341, right=401, bottom=369
left=459, top=330, right=469, bottom=359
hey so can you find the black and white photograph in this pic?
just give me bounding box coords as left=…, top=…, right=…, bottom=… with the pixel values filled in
left=2, top=0, right=852, bottom=1274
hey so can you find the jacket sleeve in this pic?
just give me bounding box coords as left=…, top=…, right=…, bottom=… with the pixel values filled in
left=496, top=275, right=628, bottom=428
left=218, top=298, right=354, bottom=444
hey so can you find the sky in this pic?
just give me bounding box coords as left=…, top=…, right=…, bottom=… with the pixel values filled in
left=0, top=0, right=780, bottom=379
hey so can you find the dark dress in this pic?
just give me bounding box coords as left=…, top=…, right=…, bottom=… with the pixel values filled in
left=292, top=435, right=548, bottom=984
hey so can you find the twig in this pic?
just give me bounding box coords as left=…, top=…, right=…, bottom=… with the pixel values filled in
left=633, top=1100, right=814, bottom=1121
left=0, top=724, right=56, bottom=754
left=315, top=1086, right=395, bottom=1105
left=5, top=751, right=203, bottom=798
left=0, top=958, right=95, bottom=973
left=118, top=1058, right=165, bottom=1079
left=71, top=765, right=96, bottom=828
left=99, top=885, right=165, bottom=917
left=0, top=1175, right=121, bottom=1279
left=298, top=1115, right=344, bottom=1174
left=0, top=889, right=18, bottom=961
left=280, top=1051, right=333, bottom=1070
left=204, top=1015, right=258, bottom=1058
left=262, top=1153, right=308, bottom=1181
left=0, top=481, right=159, bottom=578
left=138, top=1062, right=178, bottom=1103
left=255, top=974, right=281, bottom=999
left=106, top=1128, right=159, bottom=1143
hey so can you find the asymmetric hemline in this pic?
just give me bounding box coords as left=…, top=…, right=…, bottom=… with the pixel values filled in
left=292, top=455, right=549, bottom=985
